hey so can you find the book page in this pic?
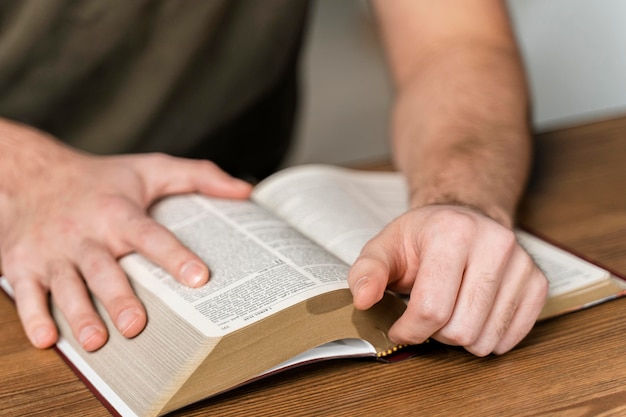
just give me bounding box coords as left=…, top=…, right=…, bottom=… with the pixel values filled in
left=261, top=339, right=376, bottom=375
left=253, top=164, right=614, bottom=299
left=515, top=231, right=611, bottom=297
left=122, top=194, right=351, bottom=337
left=252, top=165, right=408, bottom=265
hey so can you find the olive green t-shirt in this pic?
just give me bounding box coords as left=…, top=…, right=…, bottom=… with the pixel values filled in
left=0, top=0, right=310, bottom=179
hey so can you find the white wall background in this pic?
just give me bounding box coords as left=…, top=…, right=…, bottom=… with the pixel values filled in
left=286, top=0, right=626, bottom=167
left=509, top=0, right=626, bottom=130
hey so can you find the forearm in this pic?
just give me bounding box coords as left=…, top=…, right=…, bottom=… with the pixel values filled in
left=352, top=1, right=547, bottom=356
left=392, top=42, right=531, bottom=227
left=375, top=0, right=532, bottom=227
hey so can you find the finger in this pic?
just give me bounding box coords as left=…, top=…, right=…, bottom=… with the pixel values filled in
left=433, top=230, right=516, bottom=347
left=120, top=210, right=209, bottom=287
left=348, top=224, right=407, bottom=310
left=348, top=254, right=392, bottom=310
left=491, top=267, right=548, bottom=355
left=466, top=251, right=548, bottom=356
left=48, top=259, right=108, bottom=351
left=388, top=233, right=468, bottom=345
left=12, top=276, right=58, bottom=349
left=76, top=241, right=147, bottom=339
left=132, top=154, right=252, bottom=200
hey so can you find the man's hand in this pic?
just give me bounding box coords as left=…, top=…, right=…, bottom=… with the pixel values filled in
left=359, top=0, right=546, bottom=355
left=348, top=205, right=549, bottom=356
left=0, top=119, right=252, bottom=351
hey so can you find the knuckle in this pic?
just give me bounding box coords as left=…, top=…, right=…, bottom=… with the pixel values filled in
left=492, top=345, right=511, bottom=356
left=145, top=152, right=171, bottom=165
left=396, top=330, right=427, bottom=345
left=52, top=291, right=89, bottom=319
left=467, top=342, right=494, bottom=357
left=500, top=228, right=517, bottom=247
left=128, top=218, right=162, bottom=248
left=1, top=247, right=29, bottom=277
left=427, top=209, right=477, bottom=246
left=352, top=255, right=385, bottom=274
left=46, top=258, right=69, bottom=277
left=539, top=277, right=549, bottom=297
left=494, top=228, right=518, bottom=255
left=46, top=260, right=79, bottom=295
left=390, top=320, right=429, bottom=345
left=77, top=244, right=112, bottom=278
left=444, top=329, right=477, bottom=348
left=470, top=274, right=498, bottom=308
left=81, top=262, right=132, bottom=299
left=436, top=208, right=477, bottom=232
left=416, top=301, right=450, bottom=329
left=195, top=158, right=219, bottom=171
left=497, top=303, right=516, bottom=336
left=110, top=295, right=142, bottom=313
left=533, top=274, right=550, bottom=300
left=46, top=261, right=71, bottom=290
left=92, top=280, right=137, bottom=313
left=97, top=195, right=134, bottom=220
left=535, top=269, right=550, bottom=292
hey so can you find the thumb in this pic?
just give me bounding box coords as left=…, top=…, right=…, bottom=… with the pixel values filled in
left=347, top=251, right=392, bottom=310
left=135, top=154, right=253, bottom=200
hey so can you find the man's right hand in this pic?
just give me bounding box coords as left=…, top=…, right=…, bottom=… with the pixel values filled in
left=0, top=118, right=252, bottom=351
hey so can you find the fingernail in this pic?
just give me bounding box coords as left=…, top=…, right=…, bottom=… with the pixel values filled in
left=117, top=309, right=140, bottom=337
left=353, top=276, right=369, bottom=295
left=79, top=325, right=102, bottom=348
left=180, top=261, right=207, bottom=287
left=33, top=325, right=53, bottom=348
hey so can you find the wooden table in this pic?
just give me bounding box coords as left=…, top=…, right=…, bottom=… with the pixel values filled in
left=2, top=115, right=626, bottom=416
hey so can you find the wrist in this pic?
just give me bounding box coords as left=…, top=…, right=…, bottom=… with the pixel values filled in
left=409, top=191, right=515, bottom=229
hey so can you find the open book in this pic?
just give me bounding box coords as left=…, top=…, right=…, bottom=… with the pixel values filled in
left=1, top=164, right=625, bottom=417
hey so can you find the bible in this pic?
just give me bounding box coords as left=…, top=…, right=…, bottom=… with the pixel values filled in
left=1, top=164, right=625, bottom=417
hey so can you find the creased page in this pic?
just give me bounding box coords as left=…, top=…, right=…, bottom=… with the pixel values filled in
left=121, top=194, right=351, bottom=337
left=252, top=164, right=408, bottom=265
